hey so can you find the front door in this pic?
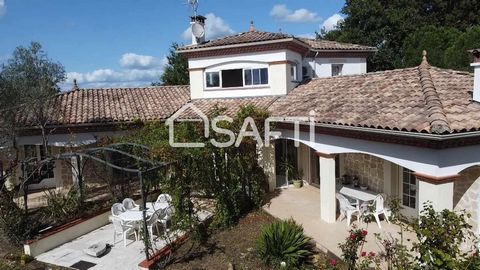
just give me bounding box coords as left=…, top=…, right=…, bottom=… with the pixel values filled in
left=275, top=139, right=298, bottom=187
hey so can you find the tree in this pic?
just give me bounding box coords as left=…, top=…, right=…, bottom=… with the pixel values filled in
left=323, top=0, right=480, bottom=71
left=0, top=42, right=66, bottom=156
left=402, top=26, right=480, bottom=71
left=0, top=42, right=65, bottom=210
left=401, top=26, right=462, bottom=68
left=152, top=42, right=189, bottom=86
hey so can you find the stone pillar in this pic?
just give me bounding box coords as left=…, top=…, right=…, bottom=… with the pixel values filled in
left=259, top=144, right=276, bottom=192
left=318, top=152, right=336, bottom=223
left=383, top=160, right=392, bottom=197
left=414, top=172, right=458, bottom=214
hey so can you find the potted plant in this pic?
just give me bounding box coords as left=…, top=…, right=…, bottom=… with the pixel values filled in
left=280, top=160, right=303, bottom=188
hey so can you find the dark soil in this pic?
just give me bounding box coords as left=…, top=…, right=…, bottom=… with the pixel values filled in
left=164, top=210, right=277, bottom=270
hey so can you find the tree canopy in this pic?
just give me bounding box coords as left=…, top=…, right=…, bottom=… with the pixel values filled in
left=322, top=0, right=480, bottom=71
left=0, top=42, right=66, bottom=155
left=152, top=42, right=189, bottom=86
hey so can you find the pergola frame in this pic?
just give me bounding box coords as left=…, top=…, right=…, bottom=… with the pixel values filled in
left=20, top=142, right=169, bottom=261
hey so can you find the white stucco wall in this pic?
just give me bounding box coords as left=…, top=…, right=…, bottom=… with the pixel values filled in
left=277, top=128, right=480, bottom=177
left=303, top=57, right=367, bottom=78
left=188, top=50, right=302, bottom=99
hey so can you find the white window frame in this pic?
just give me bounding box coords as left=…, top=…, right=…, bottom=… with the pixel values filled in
left=332, top=64, right=344, bottom=77
left=399, top=167, right=418, bottom=218
left=244, top=67, right=269, bottom=87
left=290, top=64, right=298, bottom=81
left=205, top=71, right=221, bottom=89
left=204, top=64, right=269, bottom=90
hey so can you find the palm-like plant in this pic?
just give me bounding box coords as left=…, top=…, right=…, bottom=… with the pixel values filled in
left=257, top=218, right=314, bottom=268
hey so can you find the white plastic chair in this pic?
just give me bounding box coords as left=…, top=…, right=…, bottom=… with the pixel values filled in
left=112, top=216, right=138, bottom=247
left=156, top=194, right=172, bottom=204
left=361, top=194, right=391, bottom=229
left=111, top=203, right=126, bottom=217
left=336, top=193, right=361, bottom=226
left=122, top=198, right=139, bottom=210
left=144, top=209, right=164, bottom=241
left=157, top=206, right=174, bottom=232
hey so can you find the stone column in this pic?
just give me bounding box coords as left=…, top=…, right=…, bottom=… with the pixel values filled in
left=259, top=144, right=276, bottom=192
left=319, top=152, right=336, bottom=223
left=414, top=172, right=458, bottom=214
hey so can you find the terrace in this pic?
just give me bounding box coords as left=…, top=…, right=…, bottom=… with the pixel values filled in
left=263, top=185, right=416, bottom=257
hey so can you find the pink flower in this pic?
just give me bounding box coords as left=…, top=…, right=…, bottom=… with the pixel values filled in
left=330, top=259, right=337, bottom=266
left=361, top=230, right=368, bottom=237
left=361, top=251, right=367, bottom=257
left=369, top=251, right=376, bottom=257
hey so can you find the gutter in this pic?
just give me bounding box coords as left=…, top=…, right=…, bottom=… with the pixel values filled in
left=279, top=120, right=480, bottom=141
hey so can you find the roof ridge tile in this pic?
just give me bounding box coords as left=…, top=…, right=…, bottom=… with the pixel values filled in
left=418, top=51, right=451, bottom=134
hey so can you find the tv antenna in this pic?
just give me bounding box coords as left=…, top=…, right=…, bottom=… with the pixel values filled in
left=187, top=0, right=199, bottom=17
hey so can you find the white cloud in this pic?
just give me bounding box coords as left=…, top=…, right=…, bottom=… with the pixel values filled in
left=320, top=13, right=343, bottom=32
left=119, top=53, right=165, bottom=70
left=270, top=4, right=320, bottom=23
left=182, top=13, right=234, bottom=41
left=63, top=54, right=167, bottom=89
left=0, top=0, right=6, bottom=17
left=296, top=33, right=316, bottom=39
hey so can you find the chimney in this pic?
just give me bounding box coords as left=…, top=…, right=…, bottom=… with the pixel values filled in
left=249, top=20, right=255, bottom=32
left=471, top=49, right=480, bottom=102
left=190, top=15, right=206, bottom=45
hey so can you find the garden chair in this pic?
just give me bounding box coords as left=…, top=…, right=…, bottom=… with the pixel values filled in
left=157, top=205, right=174, bottom=232
left=361, top=194, right=391, bottom=229
left=156, top=194, right=172, bottom=204
left=111, top=203, right=126, bottom=217
left=144, top=209, right=164, bottom=241
left=112, top=216, right=138, bottom=247
left=122, top=198, right=139, bottom=210
left=336, top=193, right=361, bottom=226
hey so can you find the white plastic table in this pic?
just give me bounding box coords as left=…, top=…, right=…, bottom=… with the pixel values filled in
left=117, top=210, right=146, bottom=222
left=339, top=186, right=378, bottom=202
left=145, top=202, right=169, bottom=213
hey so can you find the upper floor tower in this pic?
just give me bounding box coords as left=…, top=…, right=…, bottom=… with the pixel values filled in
left=178, top=19, right=376, bottom=99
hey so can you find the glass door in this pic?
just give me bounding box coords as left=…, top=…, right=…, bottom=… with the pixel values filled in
left=400, top=167, right=418, bottom=218
left=275, top=139, right=298, bottom=187
left=310, top=149, right=320, bottom=187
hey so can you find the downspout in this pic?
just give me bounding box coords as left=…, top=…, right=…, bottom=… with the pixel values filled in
left=312, top=51, right=319, bottom=78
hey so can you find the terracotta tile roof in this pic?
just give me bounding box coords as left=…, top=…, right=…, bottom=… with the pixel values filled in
left=178, top=31, right=293, bottom=51
left=178, top=96, right=279, bottom=119
left=177, top=31, right=374, bottom=52
left=298, top=38, right=376, bottom=51
left=269, top=61, right=478, bottom=134
left=17, top=86, right=190, bottom=127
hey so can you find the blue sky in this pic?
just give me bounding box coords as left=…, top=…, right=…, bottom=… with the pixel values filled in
left=0, top=0, right=345, bottom=89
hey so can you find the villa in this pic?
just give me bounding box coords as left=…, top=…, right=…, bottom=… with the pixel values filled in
left=6, top=14, right=480, bottom=262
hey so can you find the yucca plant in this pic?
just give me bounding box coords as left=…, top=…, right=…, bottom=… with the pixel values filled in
left=257, top=218, right=314, bottom=269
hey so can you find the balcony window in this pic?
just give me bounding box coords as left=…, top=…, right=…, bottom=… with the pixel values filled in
left=221, top=69, right=243, bottom=88
left=244, top=68, right=268, bottom=86
left=206, top=72, right=220, bottom=88
left=205, top=67, right=268, bottom=89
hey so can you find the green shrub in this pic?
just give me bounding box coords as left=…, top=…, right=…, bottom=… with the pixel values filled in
left=257, top=218, right=314, bottom=269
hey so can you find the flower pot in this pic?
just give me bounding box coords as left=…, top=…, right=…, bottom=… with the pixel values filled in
left=293, top=180, right=303, bottom=188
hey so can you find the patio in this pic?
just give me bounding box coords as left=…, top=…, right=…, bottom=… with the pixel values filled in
left=35, top=209, right=212, bottom=270
left=263, top=185, right=416, bottom=257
